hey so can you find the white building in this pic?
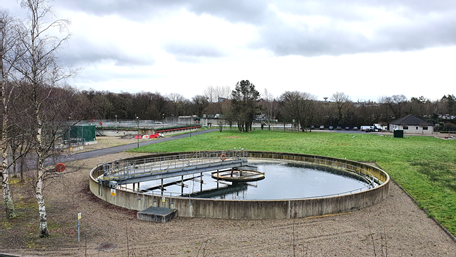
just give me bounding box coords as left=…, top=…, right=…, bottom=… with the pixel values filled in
left=389, top=115, right=434, bottom=134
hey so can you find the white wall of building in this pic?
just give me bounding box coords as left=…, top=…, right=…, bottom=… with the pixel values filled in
left=389, top=124, right=434, bottom=134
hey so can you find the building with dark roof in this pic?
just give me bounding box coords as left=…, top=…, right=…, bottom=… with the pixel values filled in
left=389, top=115, right=434, bottom=134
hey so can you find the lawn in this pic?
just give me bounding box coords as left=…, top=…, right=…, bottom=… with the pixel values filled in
left=129, top=129, right=456, bottom=235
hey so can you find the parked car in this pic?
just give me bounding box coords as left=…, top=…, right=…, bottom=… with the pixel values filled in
left=345, top=127, right=350, bottom=130
left=336, top=126, right=342, bottom=130
left=353, top=127, right=358, bottom=130
left=319, top=125, right=325, bottom=130
left=329, top=126, right=334, bottom=130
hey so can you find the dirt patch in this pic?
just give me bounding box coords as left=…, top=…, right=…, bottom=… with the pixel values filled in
left=1, top=140, right=456, bottom=256
left=223, top=136, right=242, bottom=139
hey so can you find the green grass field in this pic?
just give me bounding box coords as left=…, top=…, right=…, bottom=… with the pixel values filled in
left=129, top=129, right=456, bottom=235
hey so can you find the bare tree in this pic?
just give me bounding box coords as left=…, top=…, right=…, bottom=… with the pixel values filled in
left=1, top=10, right=27, bottom=219
left=168, top=93, right=187, bottom=117
left=192, top=95, right=209, bottom=118
left=204, top=85, right=231, bottom=117
left=6, top=0, right=75, bottom=237
left=204, top=85, right=217, bottom=103
left=262, top=89, right=274, bottom=130
left=215, top=85, right=231, bottom=100
left=331, top=92, right=350, bottom=126
left=204, top=85, right=231, bottom=103
left=280, top=91, right=316, bottom=132
left=379, top=94, right=408, bottom=120
left=1, top=14, right=19, bottom=219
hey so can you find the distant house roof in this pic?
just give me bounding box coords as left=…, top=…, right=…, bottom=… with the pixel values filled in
left=390, top=115, right=433, bottom=126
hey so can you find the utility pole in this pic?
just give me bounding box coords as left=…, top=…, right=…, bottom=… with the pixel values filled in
left=115, top=115, right=117, bottom=133
left=136, top=117, right=139, bottom=148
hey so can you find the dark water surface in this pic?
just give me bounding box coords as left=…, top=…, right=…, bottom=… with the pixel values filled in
left=139, top=160, right=371, bottom=200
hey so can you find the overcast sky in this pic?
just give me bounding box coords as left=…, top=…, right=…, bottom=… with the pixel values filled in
left=3, top=0, right=456, bottom=101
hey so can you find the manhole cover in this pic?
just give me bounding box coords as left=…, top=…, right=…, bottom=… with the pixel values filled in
left=95, top=243, right=117, bottom=251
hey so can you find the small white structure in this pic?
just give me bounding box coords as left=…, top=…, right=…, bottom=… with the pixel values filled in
left=389, top=115, right=434, bottom=134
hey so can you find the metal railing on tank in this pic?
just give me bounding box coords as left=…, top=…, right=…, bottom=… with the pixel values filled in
left=248, top=152, right=382, bottom=188
left=97, top=150, right=248, bottom=183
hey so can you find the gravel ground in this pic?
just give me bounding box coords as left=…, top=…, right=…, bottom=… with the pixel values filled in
left=1, top=136, right=456, bottom=256
left=70, top=136, right=140, bottom=152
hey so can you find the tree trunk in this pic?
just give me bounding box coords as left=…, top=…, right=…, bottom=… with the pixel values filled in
left=2, top=156, right=16, bottom=218
left=11, top=146, right=17, bottom=177
left=35, top=167, right=48, bottom=237
left=1, top=58, right=17, bottom=217
left=20, top=154, right=24, bottom=182
left=2, top=96, right=17, bottom=218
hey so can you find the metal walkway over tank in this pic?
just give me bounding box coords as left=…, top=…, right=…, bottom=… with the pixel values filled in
left=98, top=150, right=253, bottom=186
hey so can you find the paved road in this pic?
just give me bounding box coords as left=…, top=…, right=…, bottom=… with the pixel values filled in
left=50, top=129, right=218, bottom=165
left=313, top=129, right=385, bottom=135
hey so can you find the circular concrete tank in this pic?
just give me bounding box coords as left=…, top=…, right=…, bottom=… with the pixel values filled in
left=90, top=151, right=390, bottom=219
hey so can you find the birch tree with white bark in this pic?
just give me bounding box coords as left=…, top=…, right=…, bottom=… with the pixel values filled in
left=1, top=10, right=29, bottom=219
left=6, top=0, right=74, bottom=237
left=0, top=14, right=19, bottom=219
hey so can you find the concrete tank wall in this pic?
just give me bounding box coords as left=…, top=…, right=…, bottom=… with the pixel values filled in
left=89, top=151, right=390, bottom=219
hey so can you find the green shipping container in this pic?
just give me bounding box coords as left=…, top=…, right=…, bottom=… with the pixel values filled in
left=65, top=125, right=96, bottom=142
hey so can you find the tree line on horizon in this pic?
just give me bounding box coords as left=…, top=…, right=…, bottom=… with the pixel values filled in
left=73, top=85, right=455, bottom=130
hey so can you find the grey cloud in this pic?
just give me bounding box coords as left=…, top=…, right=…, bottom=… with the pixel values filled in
left=256, top=24, right=370, bottom=56
left=254, top=1, right=456, bottom=56
left=378, top=16, right=456, bottom=50
left=187, top=0, right=268, bottom=24
left=36, top=0, right=456, bottom=25
left=63, top=40, right=155, bottom=67
left=277, top=0, right=456, bottom=17
left=56, top=0, right=269, bottom=24
left=55, top=0, right=456, bottom=57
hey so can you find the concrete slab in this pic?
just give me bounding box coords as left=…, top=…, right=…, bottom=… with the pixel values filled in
left=137, top=206, right=177, bottom=223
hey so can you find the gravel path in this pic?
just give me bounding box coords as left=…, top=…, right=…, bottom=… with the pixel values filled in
left=1, top=136, right=456, bottom=256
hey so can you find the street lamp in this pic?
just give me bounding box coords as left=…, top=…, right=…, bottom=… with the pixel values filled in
left=136, top=116, right=139, bottom=148
left=162, top=113, right=165, bottom=129
left=115, top=115, right=117, bottom=133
